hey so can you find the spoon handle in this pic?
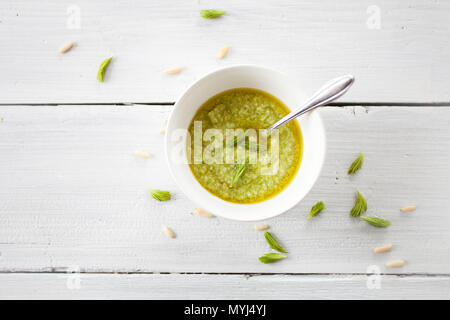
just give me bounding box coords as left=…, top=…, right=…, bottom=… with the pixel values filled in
left=267, top=75, right=355, bottom=131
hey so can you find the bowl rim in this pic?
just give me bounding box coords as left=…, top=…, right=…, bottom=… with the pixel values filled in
left=165, top=64, right=327, bottom=221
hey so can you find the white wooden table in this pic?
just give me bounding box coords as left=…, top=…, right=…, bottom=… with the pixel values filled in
left=1, top=0, right=450, bottom=299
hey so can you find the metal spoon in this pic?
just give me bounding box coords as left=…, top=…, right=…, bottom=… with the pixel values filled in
left=266, top=75, right=355, bottom=132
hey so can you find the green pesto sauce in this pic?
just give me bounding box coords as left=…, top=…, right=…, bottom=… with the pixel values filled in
left=187, top=88, right=303, bottom=204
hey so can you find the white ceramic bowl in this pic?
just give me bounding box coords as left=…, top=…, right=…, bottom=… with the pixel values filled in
left=165, top=65, right=326, bottom=221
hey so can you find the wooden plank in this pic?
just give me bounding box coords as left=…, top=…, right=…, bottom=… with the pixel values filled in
left=1, top=273, right=449, bottom=299
left=0, top=105, right=449, bottom=274
left=0, top=0, right=449, bottom=103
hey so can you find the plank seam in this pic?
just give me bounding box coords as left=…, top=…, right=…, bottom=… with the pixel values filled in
left=0, top=271, right=449, bottom=277
left=1, top=103, right=450, bottom=107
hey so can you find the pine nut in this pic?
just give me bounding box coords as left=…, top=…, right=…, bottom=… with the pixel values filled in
left=194, top=208, right=214, bottom=218
left=374, top=244, right=393, bottom=253
left=400, top=205, right=416, bottom=212
left=58, top=41, right=74, bottom=54
left=163, top=226, right=175, bottom=238
left=217, top=46, right=229, bottom=59
left=386, top=259, right=405, bottom=268
left=253, top=224, right=269, bottom=231
left=163, top=66, right=183, bottom=74
left=133, top=150, right=150, bottom=158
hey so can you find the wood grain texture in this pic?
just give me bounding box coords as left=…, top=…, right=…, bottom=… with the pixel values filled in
left=0, top=0, right=449, bottom=103
left=0, top=105, right=449, bottom=274
left=1, top=273, right=449, bottom=299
